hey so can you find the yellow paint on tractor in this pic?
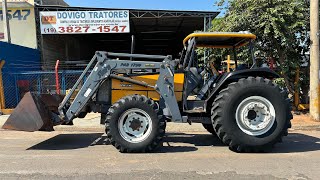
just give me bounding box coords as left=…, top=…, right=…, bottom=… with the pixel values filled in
left=183, top=32, right=256, bottom=48
left=111, top=73, right=185, bottom=103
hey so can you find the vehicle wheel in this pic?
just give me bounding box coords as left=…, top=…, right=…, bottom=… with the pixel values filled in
left=211, top=77, right=292, bottom=152
left=105, top=95, right=166, bottom=153
left=202, top=123, right=217, bottom=136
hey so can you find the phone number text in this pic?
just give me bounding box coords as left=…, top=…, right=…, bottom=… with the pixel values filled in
left=42, top=25, right=128, bottom=34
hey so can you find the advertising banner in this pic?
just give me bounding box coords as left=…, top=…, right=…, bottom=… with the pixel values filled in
left=40, top=10, right=130, bottom=34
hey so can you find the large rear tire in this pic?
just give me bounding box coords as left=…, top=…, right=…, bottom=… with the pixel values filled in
left=211, top=77, right=292, bottom=152
left=105, top=95, right=166, bottom=153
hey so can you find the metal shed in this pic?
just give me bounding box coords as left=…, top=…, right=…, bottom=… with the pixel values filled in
left=35, top=5, right=219, bottom=70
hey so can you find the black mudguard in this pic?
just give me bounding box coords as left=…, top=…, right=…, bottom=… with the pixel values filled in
left=206, top=68, right=280, bottom=104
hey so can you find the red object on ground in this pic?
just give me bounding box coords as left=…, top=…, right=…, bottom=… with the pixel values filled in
left=17, top=80, right=30, bottom=87
left=55, top=60, right=60, bottom=94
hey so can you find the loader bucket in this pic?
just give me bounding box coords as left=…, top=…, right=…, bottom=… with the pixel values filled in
left=2, top=92, right=65, bottom=132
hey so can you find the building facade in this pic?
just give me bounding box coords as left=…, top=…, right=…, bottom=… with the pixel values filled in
left=0, top=0, right=68, bottom=49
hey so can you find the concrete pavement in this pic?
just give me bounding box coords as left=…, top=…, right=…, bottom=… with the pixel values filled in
left=0, top=114, right=320, bottom=179
left=1, top=112, right=320, bottom=131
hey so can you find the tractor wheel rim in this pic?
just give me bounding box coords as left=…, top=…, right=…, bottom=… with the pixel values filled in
left=235, top=96, right=275, bottom=136
left=118, top=108, right=152, bottom=143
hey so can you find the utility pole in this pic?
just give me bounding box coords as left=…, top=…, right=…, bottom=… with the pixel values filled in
left=310, top=0, right=320, bottom=121
left=2, top=0, right=11, bottom=43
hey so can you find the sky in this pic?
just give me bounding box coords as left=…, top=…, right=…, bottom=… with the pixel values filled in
left=64, top=0, right=220, bottom=12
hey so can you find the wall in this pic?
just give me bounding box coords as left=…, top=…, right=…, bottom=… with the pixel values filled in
left=0, top=0, right=37, bottom=49
left=0, top=41, right=40, bottom=108
left=42, top=35, right=85, bottom=70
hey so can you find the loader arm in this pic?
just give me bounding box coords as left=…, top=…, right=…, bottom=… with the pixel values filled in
left=58, top=51, right=183, bottom=123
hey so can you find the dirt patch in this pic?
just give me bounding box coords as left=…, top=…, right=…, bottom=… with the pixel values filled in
left=291, top=113, right=320, bottom=130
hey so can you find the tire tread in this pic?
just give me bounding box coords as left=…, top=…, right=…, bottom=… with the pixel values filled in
left=211, top=77, right=293, bottom=153
left=105, top=95, right=166, bottom=153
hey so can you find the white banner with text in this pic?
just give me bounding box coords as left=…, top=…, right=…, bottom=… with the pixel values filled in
left=40, top=10, right=130, bottom=34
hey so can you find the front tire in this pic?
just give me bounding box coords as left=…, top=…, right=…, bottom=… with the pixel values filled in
left=211, top=77, right=292, bottom=152
left=106, top=95, right=166, bottom=153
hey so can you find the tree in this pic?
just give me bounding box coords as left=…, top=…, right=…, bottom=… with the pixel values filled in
left=211, top=0, right=310, bottom=94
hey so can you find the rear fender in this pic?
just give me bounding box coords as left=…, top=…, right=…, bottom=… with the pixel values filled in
left=206, top=68, right=280, bottom=105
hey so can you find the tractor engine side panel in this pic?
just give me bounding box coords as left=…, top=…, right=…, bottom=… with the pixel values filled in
left=111, top=73, right=185, bottom=103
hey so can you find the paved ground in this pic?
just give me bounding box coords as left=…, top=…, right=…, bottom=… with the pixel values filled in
left=0, top=114, right=320, bottom=179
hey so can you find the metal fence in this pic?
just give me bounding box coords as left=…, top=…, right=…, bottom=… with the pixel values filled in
left=2, top=70, right=87, bottom=108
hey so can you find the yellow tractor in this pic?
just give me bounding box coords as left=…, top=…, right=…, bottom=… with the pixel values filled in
left=3, top=32, right=292, bottom=153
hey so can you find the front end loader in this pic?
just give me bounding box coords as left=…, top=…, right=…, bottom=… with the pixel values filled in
left=3, top=32, right=292, bottom=153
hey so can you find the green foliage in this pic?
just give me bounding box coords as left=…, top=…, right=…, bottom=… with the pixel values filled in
left=273, top=78, right=286, bottom=89
left=211, top=0, right=310, bottom=94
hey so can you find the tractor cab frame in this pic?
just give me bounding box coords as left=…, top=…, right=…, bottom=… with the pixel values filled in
left=178, top=32, right=279, bottom=115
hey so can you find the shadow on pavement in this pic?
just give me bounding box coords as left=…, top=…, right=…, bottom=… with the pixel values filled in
left=272, top=133, right=320, bottom=153
left=27, top=132, right=221, bottom=153
left=27, top=133, right=105, bottom=150
left=153, top=133, right=224, bottom=153
left=164, top=132, right=224, bottom=146
left=27, top=132, right=320, bottom=153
